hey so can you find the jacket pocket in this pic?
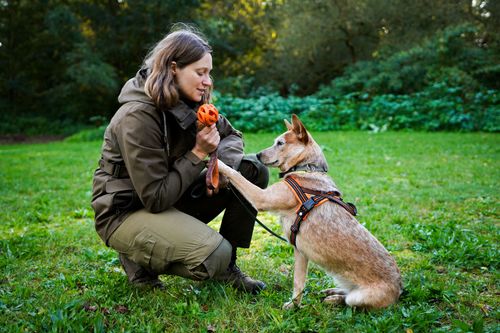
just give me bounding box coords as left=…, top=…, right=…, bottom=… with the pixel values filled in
left=105, top=179, right=143, bottom=213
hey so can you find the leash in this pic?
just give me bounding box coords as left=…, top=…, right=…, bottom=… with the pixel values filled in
left=227, top=174, right=357, bottom=246
left=229, top=186, right=289, bottom=243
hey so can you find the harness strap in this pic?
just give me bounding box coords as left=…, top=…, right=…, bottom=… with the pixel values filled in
left=284, top=176, right=357, bottom=247
left=99, top=158, right=129, bottom=178
left=284, top=175, right=309, bottom=203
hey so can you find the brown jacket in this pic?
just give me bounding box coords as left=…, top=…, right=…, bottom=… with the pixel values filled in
left=91, top=69, right=244, bottom=245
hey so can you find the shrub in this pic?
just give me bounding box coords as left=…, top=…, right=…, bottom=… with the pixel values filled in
left=217, top=83, right=498, bottom=132
left=64, top=125, right=106, bottom=142
left=316, top=24, right=498, bottom=98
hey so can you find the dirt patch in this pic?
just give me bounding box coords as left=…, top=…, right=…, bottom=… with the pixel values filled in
left=0, top=134, right=66, bottom=145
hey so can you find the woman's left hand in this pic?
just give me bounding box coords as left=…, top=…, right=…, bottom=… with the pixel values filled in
left=192, top=124, right=219, bottom=159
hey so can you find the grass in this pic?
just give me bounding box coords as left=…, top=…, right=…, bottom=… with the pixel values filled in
left=0, top=131, right=498, bottom=332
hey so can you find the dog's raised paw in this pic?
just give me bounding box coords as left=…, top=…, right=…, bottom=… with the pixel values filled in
left=323, top=294, right=346, bottom=305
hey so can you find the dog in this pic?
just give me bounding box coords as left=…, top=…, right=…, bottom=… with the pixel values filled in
left=217, top=114, right=402, bottom=309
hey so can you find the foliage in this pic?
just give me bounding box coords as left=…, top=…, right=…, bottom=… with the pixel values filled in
left=1, top=1, right=499, bottom=135
left=64, top=125, right=107, bottom=143
left=317, top=24, right=500, bottom=97
left=217, top=84, right=498, bottom=133
left=0, top=132, right=498, bottom=331
left=0, top=115, right=85, bottom=137
left=255, top=0, right=491, bottom=95
left=0, top=0, right=201, bottom=127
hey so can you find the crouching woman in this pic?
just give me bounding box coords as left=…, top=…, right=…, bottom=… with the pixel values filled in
left=91, top=26, right=268, bottom=294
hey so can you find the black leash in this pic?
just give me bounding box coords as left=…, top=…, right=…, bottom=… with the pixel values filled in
left=229, top=186, right=288, bottom=243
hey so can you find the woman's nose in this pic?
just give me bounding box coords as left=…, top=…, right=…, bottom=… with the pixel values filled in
left=202, top=75, right=212, bottom=87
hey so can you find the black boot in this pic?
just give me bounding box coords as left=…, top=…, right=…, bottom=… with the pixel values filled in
left=214, top=247, right=266, bottom=294
left=118, top=253, right=165, bottom=290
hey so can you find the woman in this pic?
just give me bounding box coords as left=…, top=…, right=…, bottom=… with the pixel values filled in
left=91, top=26, right=268, bottom=294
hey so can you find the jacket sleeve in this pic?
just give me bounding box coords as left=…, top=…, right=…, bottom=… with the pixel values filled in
left=216, top=115, right=245, bottom=169
left=115, top=110, right=205, bottom=213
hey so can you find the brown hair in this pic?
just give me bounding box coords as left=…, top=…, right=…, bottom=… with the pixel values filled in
left=144, top=24, right=212, bottom=109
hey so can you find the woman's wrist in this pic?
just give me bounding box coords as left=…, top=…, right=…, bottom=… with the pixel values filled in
left=191, top=147, right=208, bottom=160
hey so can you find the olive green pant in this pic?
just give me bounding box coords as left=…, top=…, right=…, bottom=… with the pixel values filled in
left=109, top=154, right=269, bottom=282
left=109, top=208, right=232, bottom=281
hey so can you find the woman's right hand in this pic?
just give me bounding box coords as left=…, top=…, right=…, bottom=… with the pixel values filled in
left=191, top=124, right=220, bottom=160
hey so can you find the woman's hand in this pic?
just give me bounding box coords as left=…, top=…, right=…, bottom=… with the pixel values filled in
left=191, top=124, right=220, bottom=160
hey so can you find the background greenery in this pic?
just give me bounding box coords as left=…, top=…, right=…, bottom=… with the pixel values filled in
left=1, top=0, right=499, bottom=136
left=1, top=132, right=498, bottom=332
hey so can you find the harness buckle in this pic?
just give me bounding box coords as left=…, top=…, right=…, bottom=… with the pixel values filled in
left=301, top=198, right=316, bottom=212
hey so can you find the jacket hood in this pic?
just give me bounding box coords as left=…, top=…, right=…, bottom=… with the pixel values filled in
left=117, top=68, right=203, bottom=130
left=118, top=69, right=154, bottom=106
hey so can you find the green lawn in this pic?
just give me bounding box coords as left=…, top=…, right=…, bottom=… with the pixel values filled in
left=0, top=132, right=498, bottom=332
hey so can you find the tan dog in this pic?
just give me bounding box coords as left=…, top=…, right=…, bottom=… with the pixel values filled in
left=217, top=115, right=402, bottom=309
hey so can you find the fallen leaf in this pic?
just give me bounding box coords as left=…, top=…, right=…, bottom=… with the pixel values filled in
left=279, top=264, right=289, bottom=275
left=84, top=304, right=97, bottom=312
left=480, top=304, right=493, bottom=315
left=115, top=305, right=129, bottom=314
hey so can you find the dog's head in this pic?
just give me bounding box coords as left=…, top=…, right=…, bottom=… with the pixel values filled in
left=257, top=114, right=328, bottom=173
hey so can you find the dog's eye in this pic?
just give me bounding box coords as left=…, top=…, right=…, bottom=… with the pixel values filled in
left=277, top=140, right=285, bottom=146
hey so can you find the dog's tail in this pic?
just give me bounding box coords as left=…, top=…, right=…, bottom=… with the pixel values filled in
left=345, top=283, right=400, bottom=309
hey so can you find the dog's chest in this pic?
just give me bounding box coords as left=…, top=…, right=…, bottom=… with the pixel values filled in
left=278, top=213, right=297, bottom=241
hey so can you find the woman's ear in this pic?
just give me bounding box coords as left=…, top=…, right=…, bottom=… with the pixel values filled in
left=171, top=61, right=177, bottom=75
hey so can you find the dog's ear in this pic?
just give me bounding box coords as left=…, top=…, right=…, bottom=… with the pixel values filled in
left=291, top=114, right=309, bottom=145
left=284, top=119, right=293, bottom=131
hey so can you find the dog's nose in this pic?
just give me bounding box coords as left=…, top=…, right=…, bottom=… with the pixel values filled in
left=256, top=152, right=262, bottom=161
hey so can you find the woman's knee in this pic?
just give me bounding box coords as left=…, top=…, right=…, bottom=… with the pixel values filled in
left=202, top=238, right=232, bottom=278
left=164, top=239, right=231, bottom=281
left=238, top=154, right=269, bottom=189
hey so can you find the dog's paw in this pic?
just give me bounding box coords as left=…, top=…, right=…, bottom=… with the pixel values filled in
left=323, top=294, right=346, bottom=306
left=321, top=288, right=347, bottom=296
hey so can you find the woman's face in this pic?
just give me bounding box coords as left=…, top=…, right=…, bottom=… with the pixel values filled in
left=173, top=53, right=212, bottom=103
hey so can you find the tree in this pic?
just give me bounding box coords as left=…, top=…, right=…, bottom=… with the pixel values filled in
left=254, top=0, right=496, bottom=95
left=195, top=0, right=278, bottom=96
left=0, top=0, right=202, bottom=129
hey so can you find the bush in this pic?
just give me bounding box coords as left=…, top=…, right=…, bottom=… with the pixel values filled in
left=64, top=125, right=106, bottom=142
left=0, top=115, right=85, bottom=136
left=316, top=24, right=498, bottom=98
left=217, top=93, right=332, bottom=132
left=217, top=83, right=498, bottom=132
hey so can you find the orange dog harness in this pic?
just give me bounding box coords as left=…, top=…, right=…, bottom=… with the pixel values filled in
left=284, top=176, right=357, bottom=247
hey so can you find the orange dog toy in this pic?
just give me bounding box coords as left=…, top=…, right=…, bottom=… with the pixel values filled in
left=197, top=104, right=219, bottom=126
left=197, top=104, right=219, bottom=193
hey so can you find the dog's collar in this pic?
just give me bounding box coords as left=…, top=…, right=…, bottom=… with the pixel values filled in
left=279, top=164, right=328, bottom=178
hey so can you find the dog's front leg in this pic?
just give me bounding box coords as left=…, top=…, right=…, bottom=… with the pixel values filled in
left=218, top=159, right=296, bottom=211
left=283, top=249, right=309, bottom=310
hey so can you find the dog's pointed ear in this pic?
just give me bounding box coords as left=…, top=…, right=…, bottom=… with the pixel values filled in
left=284, top=119, right=293, bottom=131
left=292, top=114, right=309, bottom=145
